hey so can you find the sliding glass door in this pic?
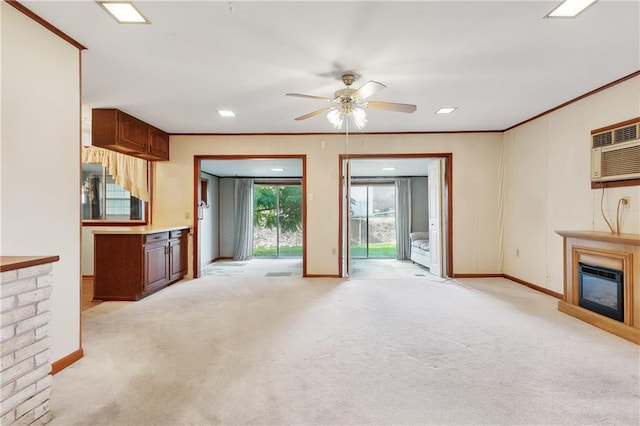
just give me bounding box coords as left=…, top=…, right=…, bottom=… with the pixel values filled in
left=253, top=184, right=302, bottom=257
left=350, top=184, right=397, bottom=258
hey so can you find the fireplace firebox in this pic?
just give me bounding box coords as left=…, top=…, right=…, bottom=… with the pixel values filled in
left=578, top=263, right=624, bottom=322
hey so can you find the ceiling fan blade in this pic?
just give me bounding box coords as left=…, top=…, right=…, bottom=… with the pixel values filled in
left=286, top=93, right=332, bottom=102
left=366, top=101, right=417, bottom=113
left=353, top=80, right=386, bottom=100
left=294, top=107, right=333, bottom=121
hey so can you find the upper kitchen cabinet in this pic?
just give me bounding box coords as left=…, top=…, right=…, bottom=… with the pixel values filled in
left=92, top=108, right=170, bottom=161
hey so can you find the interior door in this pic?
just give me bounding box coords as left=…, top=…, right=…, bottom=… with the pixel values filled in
left=342, top=158, right=352, bottom=277
left=428, top=159, right=444, bottom=277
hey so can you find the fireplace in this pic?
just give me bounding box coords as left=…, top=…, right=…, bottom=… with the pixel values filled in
left=556, top=230, right=639, bottom=344
left=578, top=263, right=624, bottom=322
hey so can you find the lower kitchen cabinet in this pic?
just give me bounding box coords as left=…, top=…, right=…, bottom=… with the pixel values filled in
left=94, top=227, right=189, bottom=301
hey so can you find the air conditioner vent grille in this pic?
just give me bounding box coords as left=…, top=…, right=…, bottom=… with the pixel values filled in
left=593, top=132, right=612, bottom=147
left=614, top=124, right=637, bottom=143
left=601, top=144, right=640, bottom=177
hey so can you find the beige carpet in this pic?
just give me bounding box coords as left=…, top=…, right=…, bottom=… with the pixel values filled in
left=50, top=276, right=639, bottom=425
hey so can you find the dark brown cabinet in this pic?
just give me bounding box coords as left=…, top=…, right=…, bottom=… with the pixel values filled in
left=94, top=227, right=188, bottom=301
left=92, top=108, right=170, bottom=161
left=168, top=229, right=187, bottom=282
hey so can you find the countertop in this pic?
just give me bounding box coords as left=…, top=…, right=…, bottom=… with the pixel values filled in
left=1, top=255, right=60, bottom=272
left=92, top=225, right=190, bottom=235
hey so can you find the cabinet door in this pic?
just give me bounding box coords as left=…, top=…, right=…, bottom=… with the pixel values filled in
left=145, top=241, right=168, bottom=291
left=118, top=111, right=148, bottom=153
left=169, top=232, right=187, bottom=281
left=148, top=127, right=170, bottom=161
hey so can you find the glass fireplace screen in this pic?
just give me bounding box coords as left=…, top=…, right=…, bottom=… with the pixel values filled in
left=578, top=263, right=624, bottom=322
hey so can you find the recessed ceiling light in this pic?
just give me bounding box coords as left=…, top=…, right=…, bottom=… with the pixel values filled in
left=217, top=110, right=236, bottom=117
left=98, top=2, right=148, bottom=24
left=381, top=167, right=397, bottom=171
left=271, top=168, right=285, bottom=172
left=435, top=107, right=457, bottom=114
left=545, top=0, right=597, bottom=18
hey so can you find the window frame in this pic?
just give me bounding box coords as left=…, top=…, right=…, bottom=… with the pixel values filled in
left=81, top=160, right=152, bottom=226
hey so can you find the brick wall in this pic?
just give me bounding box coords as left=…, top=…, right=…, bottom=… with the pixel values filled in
left=1, top=263, right=55, bottom=425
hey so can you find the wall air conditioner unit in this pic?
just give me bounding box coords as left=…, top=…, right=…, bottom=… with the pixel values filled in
left=591, top=119, right=640, bottom=182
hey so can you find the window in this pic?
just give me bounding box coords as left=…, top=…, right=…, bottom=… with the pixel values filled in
left=253, top=183, right=303, bottom=257
left=350, top=183, right=397, bottom=258
left=82, top=163, right=146, bottom=222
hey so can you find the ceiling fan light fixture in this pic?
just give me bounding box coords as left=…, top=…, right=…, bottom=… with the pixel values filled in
left=351, top=107, right=367, bottom=130
left=327, top=109, right=345, bottom=129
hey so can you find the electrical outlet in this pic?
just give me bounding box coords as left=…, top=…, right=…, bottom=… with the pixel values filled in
left=621, top=197, right=631, bottom=208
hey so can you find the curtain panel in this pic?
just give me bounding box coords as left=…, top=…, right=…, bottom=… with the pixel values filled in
left=395, top=178, right=412, bottom=260
left=233, top=178, right=254, bottom=261
left=82, top=146, right=150, bottom=201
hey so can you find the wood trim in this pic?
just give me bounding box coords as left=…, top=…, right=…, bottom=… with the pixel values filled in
left=51, top=348, right=84, bottom=375
left=591, top=116, right=640, bottom=135
left=213, top=256, right=233, bottom=261
left=170, top=130, right=502, bottom=137
left=82, top=221, right=148, bottom=227
left=301, top=156, right=308, bottom=278
left=452, top=273, right=564, bottom=300
left=591, top=179, right=640, bottom=189
left=193, top=156, right=201, bottom=279
left=445, top=153, right=453, bottom=277
left=503, top=274, right=563, bottom=299
left=305, top=274, right=341, bottom=278
left=453, top=273, right=503, bottom=278
left=81, top=275, right=95, bottom=279
left=0, top=256, right=60, bottom=272
left=555, top=230, right=640, bottom=246
left=5, top=1, right=87, bottom=50
left=505, top=70, right=640, bottom=132
left=558, top=301, right=640, bottom=344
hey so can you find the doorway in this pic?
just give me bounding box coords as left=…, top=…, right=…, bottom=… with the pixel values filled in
left=253, top=183, right=303, bottom=258
left=349, top=183, right=397, bottom=258
left=193, top=155, right=307, bottom=278
left=339, top=154, right=452, bottom=278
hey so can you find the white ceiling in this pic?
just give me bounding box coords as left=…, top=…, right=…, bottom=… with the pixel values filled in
left=22, top=1, right=640, bottom=135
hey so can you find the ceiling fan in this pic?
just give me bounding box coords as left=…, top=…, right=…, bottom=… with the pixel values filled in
left=286, top=73, right=417, bottom=130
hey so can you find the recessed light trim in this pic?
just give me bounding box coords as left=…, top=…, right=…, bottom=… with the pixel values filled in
left=98, top=2, right=149, bottom=24
left=271, top=168, right=285, bottom=172
left=217, top=110, right=236, bottom=117
left=436, top=107, right=457, bottom=114
left=545, top=0, right=597, bottom=18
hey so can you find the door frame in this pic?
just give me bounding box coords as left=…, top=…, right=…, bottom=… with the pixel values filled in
left=338, top=153, right=453, bottom=277
left=193, top=154, right=307, bottom=278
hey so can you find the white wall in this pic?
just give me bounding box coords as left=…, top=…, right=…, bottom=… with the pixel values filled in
left=1, top=3, right=81, bottom=361
left=503, top=75, right=640, bottom=293
left=411, top=177, right=429, bottom=233
left=199, top=173, right=219, bottom=264
left=156, top=133, right=504, bottom=276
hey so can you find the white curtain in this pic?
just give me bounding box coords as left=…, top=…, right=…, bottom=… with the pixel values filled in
left=395, top=178, right=412, bottom=260
left=82, top=146, right=149, bottom=201
left=233, top=178, right=254, bottom=261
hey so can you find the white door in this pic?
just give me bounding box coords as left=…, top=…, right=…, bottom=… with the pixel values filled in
left=428, top=159, right=444, bottom=277
left=341, top=158, right=352, bottom=277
